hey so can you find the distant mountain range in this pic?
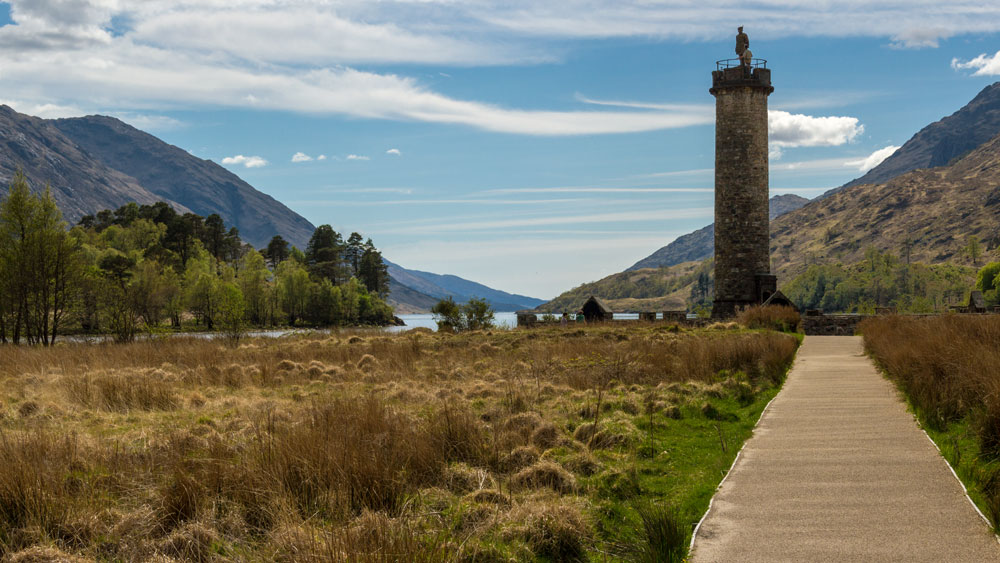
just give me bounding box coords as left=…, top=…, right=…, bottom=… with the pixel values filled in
left=628, top=194, right=809, bottom=270
left=539, top=81, right=1000, bottom=312
left=0, top=105, right=540, bottom=313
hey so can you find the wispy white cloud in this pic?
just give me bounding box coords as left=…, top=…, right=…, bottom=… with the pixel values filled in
left=889, top=27, right=949, bottom=49
left=317, top=154, right=327, bottom=160
left=110, top=112, right=185, bottom=132
left=386, top=148, right=401, bottom=156
left=384, top=207, right=712, bottom=234
left=289, top=198, right=588, bottom=207
left=575, top=94, right=712, bottom=113
left=221, top=154, right=268, bottom=168
left=485, top=187, right=713, bottom=195
left=0, top=99, right=85, bottom=119
left=291, top=151, right=313, bottom=163
left=846, top=145, right=900, bottom=172
left=952, top=51, right=1000, bottom=76
left=346, top=154, right=370, bottom=161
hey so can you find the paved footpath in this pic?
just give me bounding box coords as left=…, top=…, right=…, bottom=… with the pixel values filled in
left=691, top=335, right=1000, bottom=562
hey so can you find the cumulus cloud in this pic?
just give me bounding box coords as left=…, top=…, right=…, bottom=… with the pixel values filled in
left=846, top=145, right=900, bottom=172
left=768, top=110, right=863, bottom=149
left=291, top=152, right=313, bottom=163
left=952, top=51, right=1000, bottom=76
left=386, top=148, right=401, bottom=156
left=346, top=154, right=370, bottom=161
left=221, top=155, right=268, bottom=168
left=317, top=154, right=327, bottom=160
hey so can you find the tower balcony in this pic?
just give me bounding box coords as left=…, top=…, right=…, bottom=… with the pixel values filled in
left=711, top=59, right=773, bottom=94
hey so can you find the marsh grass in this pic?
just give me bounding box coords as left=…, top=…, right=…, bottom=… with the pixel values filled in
left=863, top=315, right=1000, bottom=529
left=0, top=324, right=797, bottom=560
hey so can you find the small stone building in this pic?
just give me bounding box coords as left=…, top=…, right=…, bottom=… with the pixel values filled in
left=580, top=296, right=613, bottom=323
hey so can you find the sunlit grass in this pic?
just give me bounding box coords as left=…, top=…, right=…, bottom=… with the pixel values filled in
left=0, top=323, right=797, bottom=560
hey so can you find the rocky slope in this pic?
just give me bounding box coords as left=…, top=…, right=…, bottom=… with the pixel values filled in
left=770, top=130, right=1000, bottom=282
left=835, top=81, right=1000, bottom=193
left=0, top=106, right=181, bottom=224
left=53, top=115, right=315, bottom=249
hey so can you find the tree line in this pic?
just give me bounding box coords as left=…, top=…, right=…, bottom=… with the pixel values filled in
left=0, top=172, right=394, bottom=345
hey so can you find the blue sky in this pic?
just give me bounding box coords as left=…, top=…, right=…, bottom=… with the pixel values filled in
left=1, top=2, right=999, bottom=299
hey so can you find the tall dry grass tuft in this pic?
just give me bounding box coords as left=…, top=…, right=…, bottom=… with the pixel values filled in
left=863, top=315, right=1000, bottom=528
left=63, top=371, right=179, bottom=412
left=0, top=431, right=80, bottom=553
left=861, top=315, right=1000, bottom=436
left=737, top=305, right=801, bottom=333
left=325, top=511, right=455, bottom=562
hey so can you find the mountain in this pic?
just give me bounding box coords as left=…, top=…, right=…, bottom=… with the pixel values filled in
left=52, top=115, right=315, bottom=249
left=769, top=130, right=1000, bottom=281
left=386, top=260, right=545, bottom=312
left=0, top=104, right=540, bottom=314
left=834, top=81, right=1000, bottom=193
left=0, top=106, right=183, bottom=224
left=628, top=194, right=809, bottom=270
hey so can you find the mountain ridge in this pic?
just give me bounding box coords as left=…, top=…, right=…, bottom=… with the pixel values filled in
left=0, top=105, right=540, bottom=313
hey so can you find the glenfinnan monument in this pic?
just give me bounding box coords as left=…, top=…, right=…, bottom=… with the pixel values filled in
left=710, top=27, right=776, bottom=318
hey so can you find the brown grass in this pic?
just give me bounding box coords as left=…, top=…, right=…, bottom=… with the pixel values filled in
left=0, top=325, right=797, bottom=560
left=737, top=305, right=801, bottom=333
left=862, top=315, right=1000, bottom=528
left=861, top=315, right=1000, bottom=438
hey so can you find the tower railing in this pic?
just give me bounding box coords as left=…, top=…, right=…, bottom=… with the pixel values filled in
left=716, top=58, right=768, bottom=70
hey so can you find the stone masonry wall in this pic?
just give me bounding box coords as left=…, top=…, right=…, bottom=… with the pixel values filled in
left=712, top=73, right=772, bottom=318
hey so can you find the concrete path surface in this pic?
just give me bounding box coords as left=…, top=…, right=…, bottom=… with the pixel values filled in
left=690, top=335, right=1000, bottom=562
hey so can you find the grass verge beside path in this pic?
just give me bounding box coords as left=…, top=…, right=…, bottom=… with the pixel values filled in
left=0, top=323, right=798, bottom=561
left=862, top=315, right=1000, bottom=531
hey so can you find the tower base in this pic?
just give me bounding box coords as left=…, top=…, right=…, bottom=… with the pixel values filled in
left=711, top=273, right=777, bottom=319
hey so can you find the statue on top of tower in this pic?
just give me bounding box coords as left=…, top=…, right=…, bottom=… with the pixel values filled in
left=735, top=26, right=749, bottom=58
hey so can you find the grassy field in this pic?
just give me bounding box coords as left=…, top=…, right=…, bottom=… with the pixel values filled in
left=0, top=322, right=798, bottom=562
left=862, top=315, right=1000, bottom=531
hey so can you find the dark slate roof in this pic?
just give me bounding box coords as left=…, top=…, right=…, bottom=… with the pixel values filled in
left=581, top=295, right=612, bottom=314
left=762, top=290, right=798, bottom=311
left=970, top=290, right=986, bottom=309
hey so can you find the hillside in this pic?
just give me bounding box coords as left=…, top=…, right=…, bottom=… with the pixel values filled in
left=835, top=81, right=1000, bottom=192
left=537, top=260, right=708, bottom=313
left=53, top=115, right=316, bottom=249
left=629, top=194, right=809, bottom=270
left=0, top=106, right=182, bottom=224
left=770, top=130, right=1000, bottom=282
left=0, top=105, right=540, bottom=314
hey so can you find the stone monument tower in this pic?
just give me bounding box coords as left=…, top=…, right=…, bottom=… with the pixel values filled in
left=710, top=27, right=776, bottom=318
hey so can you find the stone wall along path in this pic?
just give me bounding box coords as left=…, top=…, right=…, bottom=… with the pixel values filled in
left=690, top=335, right=1000, bottom=562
